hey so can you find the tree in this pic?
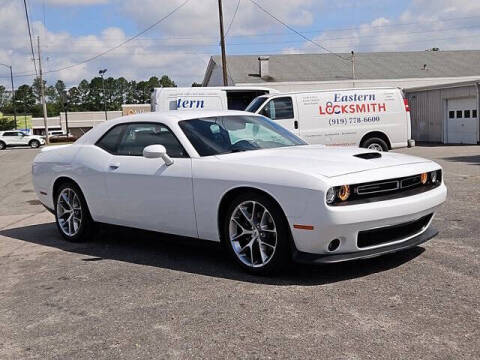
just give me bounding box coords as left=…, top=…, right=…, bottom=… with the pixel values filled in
left=159, top=75, right=176, bottom=88
left=15, top=85, right=35, bottom=114
left=0, top=116, right=16, bottom=130
left=32, top=77, right=46, bottom=103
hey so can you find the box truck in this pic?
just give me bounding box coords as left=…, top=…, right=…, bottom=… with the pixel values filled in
left=246, top=87, right=415, bottom=151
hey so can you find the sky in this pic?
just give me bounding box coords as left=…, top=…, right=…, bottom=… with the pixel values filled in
left=1, top=0, right=480, bottom=88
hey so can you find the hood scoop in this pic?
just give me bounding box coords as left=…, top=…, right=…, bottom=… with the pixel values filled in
left=354, top=152, right=382, bottom=160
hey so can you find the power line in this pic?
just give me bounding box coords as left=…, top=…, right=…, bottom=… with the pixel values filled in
left=23, top=0, right=38, bottom=75
left=8, top=0, right=192, bottom=79
left=224, top=0, right=241, bottom=38
left=247, top=0, right=350, bottom=61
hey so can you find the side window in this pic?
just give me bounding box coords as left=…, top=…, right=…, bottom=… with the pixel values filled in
left=260, top=97, right=294, bottom=120
left=464, top=110, right=471, bottom=118
left=456, top=110, right=463, bottom=119
left=116, top=123, right=187, bottom=158
left=448, top=111, right=455, bottom=119
left=3, top=132, right=15, bottom=136
left=96, top=124, right=127, bottom=154
left=473, top=109, right=478, bottom=118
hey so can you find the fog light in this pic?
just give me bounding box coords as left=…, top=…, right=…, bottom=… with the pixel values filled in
left=338, top=185, right=350, bottom=201
left=326, top=187, right=336, bottom=204
left=328, top=239, right=340, bottom=252
left=420, top=172, right=428, bottom=184
left=430, top=171, right=438, bottom=183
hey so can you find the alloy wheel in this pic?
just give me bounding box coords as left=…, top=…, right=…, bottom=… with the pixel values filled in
left=368, top=143, right=384, bottom=151
left=56, top=188, right=83, bottom=237
left=229, top=200, right=277, bottom=268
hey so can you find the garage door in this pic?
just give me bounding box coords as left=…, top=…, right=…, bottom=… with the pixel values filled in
left=447, top=98, right=478, bottom=144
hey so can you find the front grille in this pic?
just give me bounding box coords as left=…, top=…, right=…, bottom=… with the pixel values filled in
left=330, top=170, right=442, bottom=206
left=357, top=214, right=433, bottom=248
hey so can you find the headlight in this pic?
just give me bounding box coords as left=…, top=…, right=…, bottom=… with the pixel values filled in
left=338, top=185, right=351, bottom=201
left=420, top=172, right=428, bottom=184
left=326, top=187, right=336, bottom=204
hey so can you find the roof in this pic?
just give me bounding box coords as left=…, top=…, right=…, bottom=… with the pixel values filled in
left=405, top=79, right=480, bottom=93
left=204, top=51, right=480, bottom=85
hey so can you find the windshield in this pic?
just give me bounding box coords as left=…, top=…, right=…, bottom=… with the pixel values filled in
left=245, top=96, right=267, bottom=113
left=179, top=115, right=306, bottom=156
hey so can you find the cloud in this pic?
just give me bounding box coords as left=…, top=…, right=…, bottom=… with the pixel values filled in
left=293, top=0, right=480, bottom=54
left=43, top=0, right=109, bottom=5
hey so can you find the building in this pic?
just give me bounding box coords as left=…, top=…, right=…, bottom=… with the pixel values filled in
left=202, top=50, right=480, bottom=92
left=406, top=81, right=480, bottom=144
left=203, top=50, right=480, bottom=144
left=31, top=104, right=151, bottom=137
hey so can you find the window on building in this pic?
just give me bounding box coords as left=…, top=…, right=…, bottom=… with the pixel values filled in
left=473, top=109, right=478, bottom=118
left=464, top=110, right=471, bottom=118
left=456, top=110, right=463, bottom=118
left=449, top=111, right=455, bottom=119
left=260, top=97, right=294, bottom=120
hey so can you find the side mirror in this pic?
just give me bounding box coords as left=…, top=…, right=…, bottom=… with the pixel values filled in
left=143, top=144, right=174, bottom=166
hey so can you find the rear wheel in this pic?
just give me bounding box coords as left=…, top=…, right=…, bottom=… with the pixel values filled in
left=29, top=139, right=40, bottom=149
left=0, top=141, right=5, bottom=150
left=223, top=192, right=290, bottom=274
left=54, top=182, right=94, bottom=242
left=361, top=137, right=389, bottom=152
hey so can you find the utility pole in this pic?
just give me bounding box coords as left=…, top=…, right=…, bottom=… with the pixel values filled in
left=0, top=63, right=17, bottom=129
left=99, top=69, right=108, bottom=121
left=218, top=0, right=228, bottom=86
left=37, top=36, right=49, bottom=144
left=351, top=50, right=356, bottom=88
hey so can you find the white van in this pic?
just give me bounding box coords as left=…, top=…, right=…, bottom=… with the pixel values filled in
left=151, top=86, right=278, bottom=112
left=245, top=87, right=414, bottom=151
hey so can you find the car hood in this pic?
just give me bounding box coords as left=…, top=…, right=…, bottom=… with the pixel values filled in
left=214, top=145, right=431, bottom=178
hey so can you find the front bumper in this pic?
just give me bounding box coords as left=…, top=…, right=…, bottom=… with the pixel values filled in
left=292, top=226, right=437, bottom=264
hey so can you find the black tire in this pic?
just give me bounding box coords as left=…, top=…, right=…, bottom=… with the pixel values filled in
left=29, top=139, right=40, bottom=149
left=54, top=181, right=94, bottom=242
left=361, top=137, right=389, bottom=152
left=222, top=192, right=290, bottom=275
left=0, top=141, right=5, bottom=150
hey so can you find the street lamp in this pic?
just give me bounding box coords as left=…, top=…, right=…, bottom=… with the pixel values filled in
left=0, top=63, right=18, bottom=129
left=99, top=68, right=108, bottom=121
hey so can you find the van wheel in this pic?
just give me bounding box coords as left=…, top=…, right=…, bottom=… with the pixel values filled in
left=0, top=141, right=5, bottom=150
left=361, top=137, right=388, bottom=152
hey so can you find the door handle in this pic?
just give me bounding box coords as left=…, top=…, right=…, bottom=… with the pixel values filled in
left=109, top=163, right=120, bottom=170
left=294, top=120, right=299, bottom=129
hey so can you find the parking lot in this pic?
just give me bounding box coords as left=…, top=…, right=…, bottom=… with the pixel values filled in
left=0, top=145, right=479, bottom=359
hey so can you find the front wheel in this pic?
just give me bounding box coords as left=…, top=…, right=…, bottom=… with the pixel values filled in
left=361, top=137, right=389, bottom=152
left=29, top=140, right=40, bottom=149
left=54, top=182, right=94, bottom=242
left=0, top=141, right=5, bottom=150
left=223, top=192, right=290, bottom=274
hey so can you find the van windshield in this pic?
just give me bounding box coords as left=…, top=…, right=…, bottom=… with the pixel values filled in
left=245, top=96, right=267, bottom=113
left=179, top=115, right=306, bottom=156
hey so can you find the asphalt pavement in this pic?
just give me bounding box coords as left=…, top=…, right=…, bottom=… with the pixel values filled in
left=0, top=145, right=479, bottom=359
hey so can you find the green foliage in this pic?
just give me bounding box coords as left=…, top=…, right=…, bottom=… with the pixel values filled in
left=0, top=116, right=16, bottom=131
left=0, top=74, right=178, bottom=117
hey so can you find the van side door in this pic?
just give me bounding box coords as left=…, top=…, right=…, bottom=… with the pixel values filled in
left=257, top=96, right=299, bottom=135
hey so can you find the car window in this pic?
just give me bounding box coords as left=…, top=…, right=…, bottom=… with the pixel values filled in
left=179, top=115, right=306, bottom=156
left=259, top=97, right=294, bottom=120
left=118, top=123, right=187, bottom=157
left=96, top=124, right=128, bottom=154
left=3, top=132, right=16, bottom=136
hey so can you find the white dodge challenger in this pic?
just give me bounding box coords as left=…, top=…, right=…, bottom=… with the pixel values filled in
left=32, top=111, right=447, bottom=274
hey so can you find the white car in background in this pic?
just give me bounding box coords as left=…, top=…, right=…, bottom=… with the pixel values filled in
left=0, top=130, right=45, bottom=150
left=32, top=111, right=446, bottom=274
